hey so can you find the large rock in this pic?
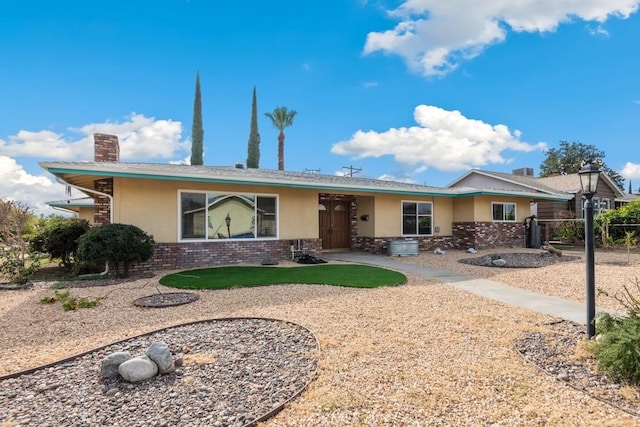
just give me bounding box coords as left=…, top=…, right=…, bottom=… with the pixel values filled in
left=492, top=258, right=507, bottom=267
left=100, top=351, right=133, bottom=378
left=146, top=342, right=175, bottom=374
left=118, top=355, right=158, bottom=382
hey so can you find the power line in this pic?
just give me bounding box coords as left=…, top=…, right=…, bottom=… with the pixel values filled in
left=341, top=165, right=362, bottom=177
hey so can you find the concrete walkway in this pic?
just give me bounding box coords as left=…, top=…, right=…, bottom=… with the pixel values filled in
left=323, top=252, right=616, bottom=325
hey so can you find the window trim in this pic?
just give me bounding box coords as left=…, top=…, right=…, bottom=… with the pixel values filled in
left=178, top=190, right=279, bottom=242
left=401, top=200, right=434, bottom=236
left=491, top=201, right=517, bottom=222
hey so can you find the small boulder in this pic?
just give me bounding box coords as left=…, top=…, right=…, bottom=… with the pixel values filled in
left=466, top=248, right=477, bottom=254
left=118, top=355, right=158, bottom=383
left=492, top=258, right=507, bottom=267
left=100, top=351, right=133, bottom=379
left=146, top=342, right=175, bottom=374
left=433, top=247, right=446, bottom=255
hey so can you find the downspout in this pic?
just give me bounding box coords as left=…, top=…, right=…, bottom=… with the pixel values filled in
left=56, top=177, right=112, bottom=276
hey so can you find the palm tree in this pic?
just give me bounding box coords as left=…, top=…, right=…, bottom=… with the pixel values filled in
left=264, top=106, right=297, bottom=171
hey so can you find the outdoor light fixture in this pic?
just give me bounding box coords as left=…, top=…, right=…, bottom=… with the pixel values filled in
left=578, top=163, right=600, bottom=338
left=579, top=163, right=601, bottom=196
left=225, top=213, right=231, bottom=238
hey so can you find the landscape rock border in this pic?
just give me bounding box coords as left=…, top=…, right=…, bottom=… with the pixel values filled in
left=0, top=317, right=320, bottom=427
left=132, top=292, right=199, bottom=308
left=515, top=319, right=640, bottom=418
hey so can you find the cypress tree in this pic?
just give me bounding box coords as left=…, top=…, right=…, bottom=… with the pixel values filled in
left=246, top=86, right=261, bottom=168
left=190, top=71, right=204, bottom=165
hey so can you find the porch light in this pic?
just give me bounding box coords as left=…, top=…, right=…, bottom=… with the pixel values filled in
left=578, top=163, right=600, bottom=339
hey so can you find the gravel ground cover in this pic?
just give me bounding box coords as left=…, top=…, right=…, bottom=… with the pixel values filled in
left=1, top=248, right=640, bottom=426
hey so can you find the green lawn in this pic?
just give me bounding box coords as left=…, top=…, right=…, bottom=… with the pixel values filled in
left=159, top=264, right=406, bottom=290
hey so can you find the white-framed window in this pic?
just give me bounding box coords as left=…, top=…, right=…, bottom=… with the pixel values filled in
left=492, top=202, right=516, bottom=222
left=402, top=201, right=433, bottom=236
left=582, top=197, right=611, bottom=218
left=179, top=191, right=277, bottom=241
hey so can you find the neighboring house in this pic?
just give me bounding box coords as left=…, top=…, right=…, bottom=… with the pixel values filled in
left=46, top=196, right=95, bottom=224
left=39, top=134, right=570, bottom=274
left=447, top=167, right=626, bottom=241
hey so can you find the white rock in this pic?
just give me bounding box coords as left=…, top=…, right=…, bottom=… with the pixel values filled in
left=492, top=258, right=507, bottom=267
left=118, top=355, right=158, bottom=382
left=100, top=351, right=133, bottom=378
left=146, top=342, right=175, bottom=374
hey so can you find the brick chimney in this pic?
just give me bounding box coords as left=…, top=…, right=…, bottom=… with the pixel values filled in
left=92, top=134, right=119, bottom=225
left=94, top=133, right=120, bottom=162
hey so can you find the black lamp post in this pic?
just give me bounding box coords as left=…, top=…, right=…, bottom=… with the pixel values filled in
left=578, top=163, right=600, bottom=338
left=225, top=213, right=231, bottom=238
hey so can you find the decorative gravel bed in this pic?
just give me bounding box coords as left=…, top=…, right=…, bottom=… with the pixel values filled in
left=2, top=250, right=640, bottom=425
left=515, top=319, right=640, bottom=418
left=0, top=318, right=319, bottom=427
left=459, top=252, right=581, bottom=268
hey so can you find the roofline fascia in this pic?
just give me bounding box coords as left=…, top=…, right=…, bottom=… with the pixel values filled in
left=44, top=166, right=570, bottom=201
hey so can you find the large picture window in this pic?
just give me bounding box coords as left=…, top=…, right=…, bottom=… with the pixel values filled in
left=492, top=202, right=516, bottom=222
left=402, top=201, right=433, bottom=235
left=180, top=191, right=277, bottom=240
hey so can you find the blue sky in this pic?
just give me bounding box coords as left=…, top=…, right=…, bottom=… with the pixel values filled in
left=2, top=0, right=640, bottom=215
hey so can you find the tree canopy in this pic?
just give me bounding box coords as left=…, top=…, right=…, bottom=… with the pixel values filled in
left=539, top=141, right=624, bottom=190
left=190, top=71, right=204, bottom=166
left=265, top=106, right=297, bottom=171
left=246, top=86, right=261, bottom=168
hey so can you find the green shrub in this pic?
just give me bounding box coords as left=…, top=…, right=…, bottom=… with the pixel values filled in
left=76, top=223, right=154, bottom=278
left=592, top=279, right=640, bottom=383
left=30, top=218, right=90, bottom=271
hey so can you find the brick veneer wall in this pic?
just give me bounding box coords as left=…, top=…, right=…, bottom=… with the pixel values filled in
left=355, top=235, right=455, bottom=254
left=355, top=222, right=524, bottom=254
left=92, top=134, right=119, bottom=225
left=93, top=178, right=113, bottom=225
left=126, top=238, right=323, bottom=276
left=452, top=222, right=524, bottom=249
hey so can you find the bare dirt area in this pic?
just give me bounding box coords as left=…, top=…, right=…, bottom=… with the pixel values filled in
left=1, top=249, right=640, bottom=426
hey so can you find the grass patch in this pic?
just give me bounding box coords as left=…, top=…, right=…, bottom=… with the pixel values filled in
left=159, top=264, right=406, bottom=290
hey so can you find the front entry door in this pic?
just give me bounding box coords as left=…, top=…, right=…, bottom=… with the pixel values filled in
left=319, top=197, right=350, bottom=250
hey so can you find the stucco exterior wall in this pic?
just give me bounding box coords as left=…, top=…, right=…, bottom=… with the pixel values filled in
left=371, top=194, right=453, bottom=237
left=356, top=196, right=375, bottom=237
left=113, top=178, right=319, bottom=243
left=78, top=208, right=94, bottom=224
left=452, top=197, right=475, bottom=222
left=468, top=195, right=532, bottom=222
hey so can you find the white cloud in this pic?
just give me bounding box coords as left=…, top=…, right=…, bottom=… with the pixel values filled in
left=0, top=130, right=83, bottom=159
left=621, top=162, right=640, bottom=179
left=331, top=104, right=546, bottom=172
left=0, top=113, right=187, bottom=161
left=0, top=156, right=67, bottom=216
left=71, top=113, right=187, bottom=159
left=364, top=0, right=639, bottom=76
left=377, top=173, right=415, bottom=183
left=0, top=113, right=189, bottom=216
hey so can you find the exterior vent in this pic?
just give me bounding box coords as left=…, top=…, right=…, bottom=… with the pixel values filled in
left=512, top=167, right=534, bottom=177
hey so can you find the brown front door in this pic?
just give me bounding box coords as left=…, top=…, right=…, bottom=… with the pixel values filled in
left=319, top=197, right=351, bottom=250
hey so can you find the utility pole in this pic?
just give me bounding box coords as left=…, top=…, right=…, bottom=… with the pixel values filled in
left=341, top=165, right=362, bottom=177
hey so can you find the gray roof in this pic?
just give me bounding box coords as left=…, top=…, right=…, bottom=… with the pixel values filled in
left=39, top=161, right=572, bottom=201
left=450, top=169, right=625, bottom=199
